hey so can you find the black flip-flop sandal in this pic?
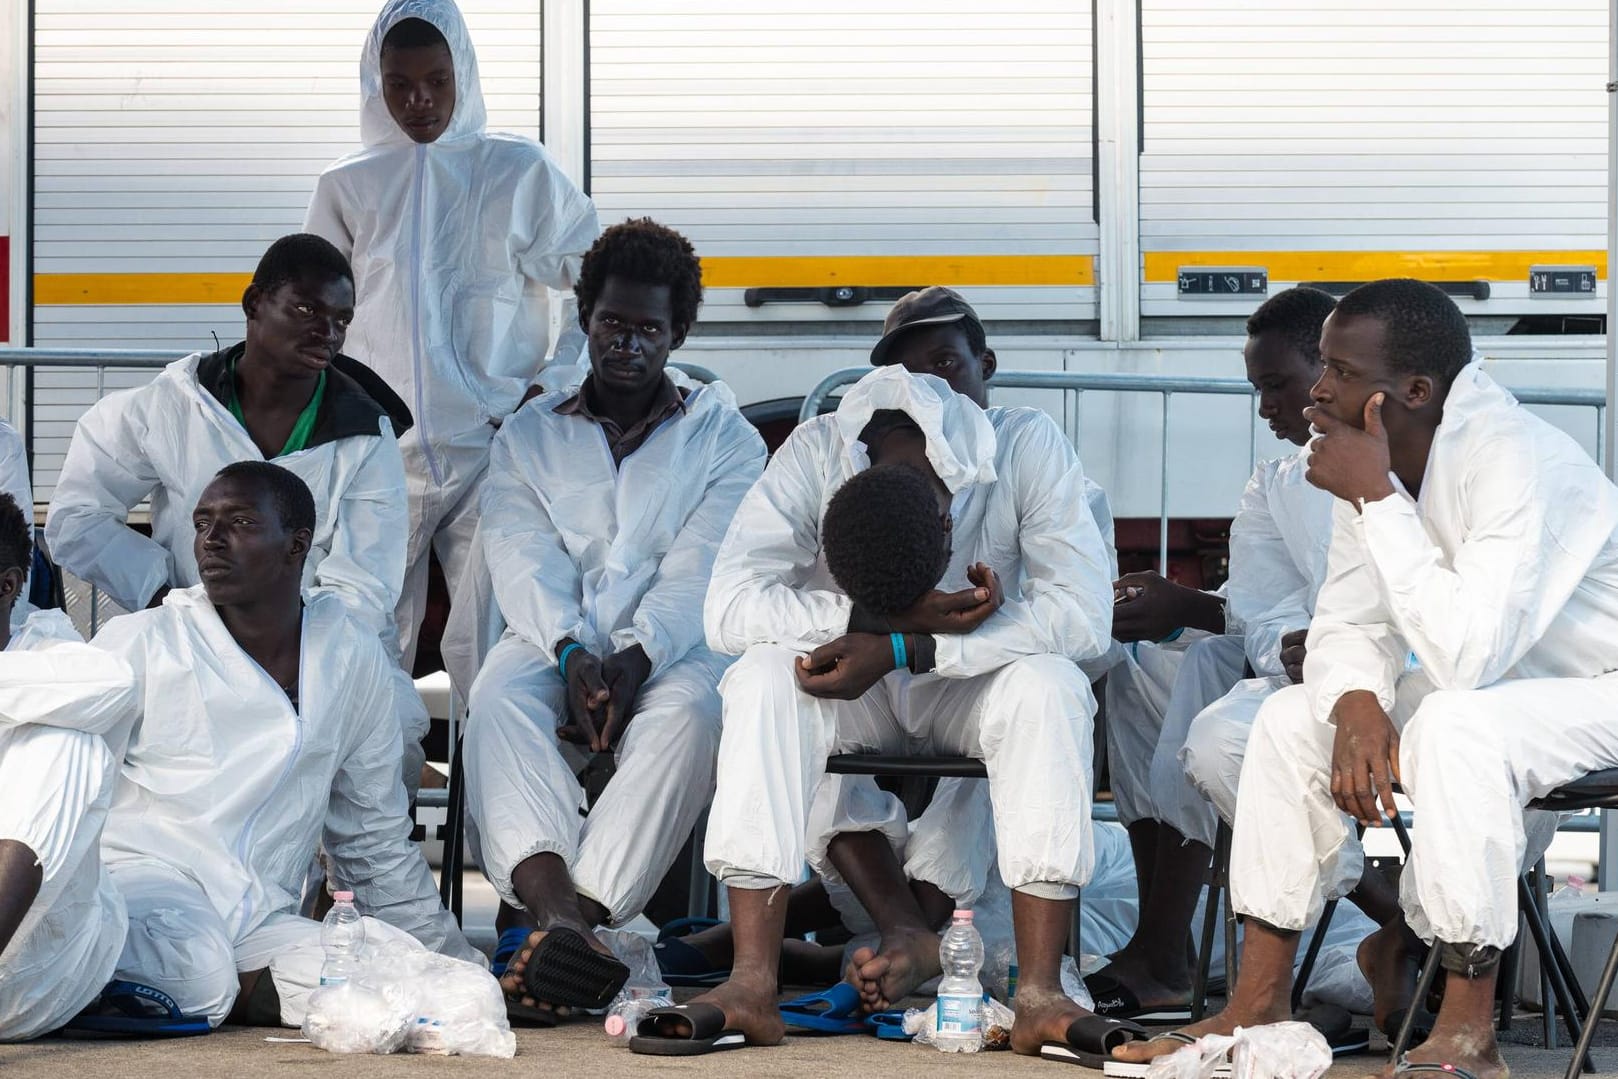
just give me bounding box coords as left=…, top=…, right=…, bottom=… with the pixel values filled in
left=629, top=1002, right=748, bottom=1056
left=1038, top=1013, right=1149, bottom=1068
left=1394, top=1062, right=1481, bottom=1079
left=1382, top=1006, right=1435, bottom=1050
left=519, top=926, right=630, bottom=1011
left=1296, top=1002, right=1370, bottom=1056
left=1084, top=968, right=1194, bottom=1024
left=1090, top=1031, right=1234, bottom=1077
left=504, top=999, right=560, bottom=1028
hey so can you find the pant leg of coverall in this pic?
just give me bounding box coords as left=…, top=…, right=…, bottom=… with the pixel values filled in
left=1144, top=634, right=1248, bottom=848
left=704, top=643, right=903, bottom=889
left=1395, top=673, right=1618, bottom=951
left=1181, top=675, right=1291, bottom=830
left=463, top=636, right=582, bottom=912
left=905, top=655, right=1099, bottom=898
left=234, top=911, right=420, bottom=1026
left=1105, top=643, right=1182, bottom=831
left=572, top=650, right=728, bottom=925
left=111, top=860, right=240, bottom=1027
left=0, top=725, right=125, bottom=1040
left=395, top=429, right=492, bottom=674
left=1226, top=675, right=1433, bottom=931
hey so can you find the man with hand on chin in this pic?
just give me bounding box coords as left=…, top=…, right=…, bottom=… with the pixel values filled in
left=1113, top=278, right=1618, bottom=1079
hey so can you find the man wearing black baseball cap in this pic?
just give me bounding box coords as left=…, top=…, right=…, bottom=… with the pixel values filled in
left=868, top=286, right=997, bottom=406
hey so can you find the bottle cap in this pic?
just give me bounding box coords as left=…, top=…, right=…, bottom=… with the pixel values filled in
left=332, top=890, right=355, bottom=902
left=604, top=1014, right=627, bottom=1037
left=953, top=909, right=973, bottom=921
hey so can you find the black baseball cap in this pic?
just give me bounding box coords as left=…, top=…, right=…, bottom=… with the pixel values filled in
left=869, top=286, right=984, bottom=366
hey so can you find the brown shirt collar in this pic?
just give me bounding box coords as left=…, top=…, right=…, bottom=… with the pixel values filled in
left=554, top=373, right=688, bottom=465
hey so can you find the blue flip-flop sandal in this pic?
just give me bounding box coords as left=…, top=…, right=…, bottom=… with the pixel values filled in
left=60, top=980, right=211, bottom=1038
left=777, top=982, right=869, bottom=1035
left=866, top=1010, right=913, bottom=1041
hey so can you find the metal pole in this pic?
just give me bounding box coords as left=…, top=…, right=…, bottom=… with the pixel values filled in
left=1159, top=392, right=1171, bottom=574
left=1603, top=0, right=1618, bottom=889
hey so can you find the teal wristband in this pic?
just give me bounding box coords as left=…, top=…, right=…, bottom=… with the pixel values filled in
left=558, top=642, right=584, bottom=679
left=890, top=632, right=908, bottom=671
left=1157, top=627, right=1185, bottom=645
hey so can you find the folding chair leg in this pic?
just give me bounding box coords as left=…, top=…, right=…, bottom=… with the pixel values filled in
left=440, top=733, right=466, bottom=923
left=1192, top=821, right=1230, bottom=1021
left=686, top=808, right=712, bottom=920
left=1565, top=933, right=1618, bottom=1079
left=1519, top=872, right=1589, bottom=1066
left=1391, top=945, right=1444, bottom=1061
left=1496, top=935, right=1520, bottom=1033
left=1292, top=898, right=1338, bottom=1013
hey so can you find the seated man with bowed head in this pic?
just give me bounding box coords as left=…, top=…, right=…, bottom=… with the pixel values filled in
left=88, top=462, right=477, bottom=1029
left=632, top=290, right=1116, bottom=1058
left=1115, top=279, right=1618, bottom=1079
left=460, top=219, right=765, bottom=1015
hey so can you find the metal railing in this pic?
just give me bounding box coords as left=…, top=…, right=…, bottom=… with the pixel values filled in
left=803, top=366, right=1610, bottom=573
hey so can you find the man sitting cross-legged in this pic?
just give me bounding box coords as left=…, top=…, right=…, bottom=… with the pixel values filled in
left=1114, top=278, right=1618, bottom=1079
left=86, top=462, right=479, bottom=1028
left=0, top=493, right=142, bottom=1040
left=631, top=318, right=1116, bottom=1057
left=459, top=219, right=766, bottom=1016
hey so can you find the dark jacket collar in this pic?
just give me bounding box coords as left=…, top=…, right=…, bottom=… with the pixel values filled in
left=197, top=343, right=414, bottom=446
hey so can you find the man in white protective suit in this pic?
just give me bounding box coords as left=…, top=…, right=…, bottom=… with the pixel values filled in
left=0, top=493, right=145, bottom=1040
left=46, top=234, right=410, bottom=644
left=459, top=220, right=765, bottom=1017
left=83, top=461, right=478, bottom=1029
left=1114, top=278, right=1618, bottom=1079
left=630, top=287, right=1122, bottom=1060
left=1087, top=288, right=1409, bottom=1023
left=304, top=0, right=600, bottom=669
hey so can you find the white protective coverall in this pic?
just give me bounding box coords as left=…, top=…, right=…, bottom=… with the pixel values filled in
left=463, top=375, right=765, bottom=924
left=1159, top=441, right=1335, bottom=846
left=703, top=366, right=1114, bottom=899
left=90, top=587, right=479, bottom=1026
left=0, top=608, right=135, bottom=1040
left=1232, top=364, right=1618, bottom=950
left=303, top=0, right=600, bottom=668
left=45, top=348, right=409, bottom=642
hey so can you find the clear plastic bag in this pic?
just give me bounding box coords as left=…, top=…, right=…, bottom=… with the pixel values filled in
left=1145, top=1032, right=1235, bottom=1079
left=1229, top=1022, right=1331, bottom=1079
left=302, top=940, right=515, bottom=1058
left=901, top=995, right=1016, bottom=1052
left=596, top=926, right=671, bottom=1000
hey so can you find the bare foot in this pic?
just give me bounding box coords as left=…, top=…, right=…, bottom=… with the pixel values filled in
left=845, top=926, right=942, bottom=1012
left=1009, top=987, right=1093, bottom=1056
left=674, top=973, right=787, bottom=1046
left=499, top=925, right=616, bottom=1016
left=1371, top=1024, right=1508, bottom=1079
left=1109, top=1000, right=1291, bottom=1063
left=1357, top=920, right=1417, bottom=1033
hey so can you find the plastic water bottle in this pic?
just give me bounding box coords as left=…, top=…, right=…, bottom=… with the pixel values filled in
left=934, top=909, right=985, bottom=1053
left=318, top=890, right=365, bottom=988
left=603, top=993, right=674, bottom=1045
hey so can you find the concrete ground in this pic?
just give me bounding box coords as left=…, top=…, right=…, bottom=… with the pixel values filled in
left=6, top=1017, right=1616, bottom=1078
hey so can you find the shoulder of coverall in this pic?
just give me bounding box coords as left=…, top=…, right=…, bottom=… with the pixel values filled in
left=359, top=0, right=487, bottom=150
left=195, top=344, right=413, bottom=446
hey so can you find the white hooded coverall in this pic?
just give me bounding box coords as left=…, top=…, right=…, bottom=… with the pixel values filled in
left=1232, top=365, right=1618, bottom=950
left=303, top=0, right=601, bottom=667
left=45, top=349, right=409, bottom=642
left=88, top=588, right=478, bottom=1027
left=703, top=366, right=1114, bottom=899
left=1166, top=441, right=1335, bottom=846
left=0, top=609, right=135, bottom=1041
left=463, top=377, right=765, bottom=924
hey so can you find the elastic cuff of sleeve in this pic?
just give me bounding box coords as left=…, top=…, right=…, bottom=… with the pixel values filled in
left=1013, top=880, right=1080, bottom=902
left=718, top=870, right=794, bottom=891
left=1438, top=941, right=1503, bottom=978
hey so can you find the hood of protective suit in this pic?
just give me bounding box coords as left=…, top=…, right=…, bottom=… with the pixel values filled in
left=1433, top=360, right=1514, bottom=439
left=360, top=0, right=486, bottom=149
left=833, top=366, right=998, bottom=494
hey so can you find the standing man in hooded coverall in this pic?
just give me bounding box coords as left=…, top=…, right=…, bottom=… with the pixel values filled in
left=304, top=0, right=600, bottom=668
left=1115, top=278, right=1618, bottom=1079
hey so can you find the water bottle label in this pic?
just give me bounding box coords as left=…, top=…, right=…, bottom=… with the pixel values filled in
left=318, top=975, right=347, bottom=988
left=936, top=993, right=982, bottom=1035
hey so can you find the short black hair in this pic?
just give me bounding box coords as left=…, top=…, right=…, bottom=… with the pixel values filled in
left=1332, top=278, right=1472, bottom=384
left=382, top=17, right=448, bottom=52
left=251, top=233, right=353, bottom=296
left=0, top=493, right=31, bottom=581
left=213, top=461, right=317, bottom=535
left=823, top=464, right=948, bottom=616
left=575, top=218, right=703, bottom=331
left=1246, top=286, right=1336, bottom=365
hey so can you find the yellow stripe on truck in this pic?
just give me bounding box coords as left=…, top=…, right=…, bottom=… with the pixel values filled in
left=34, top=255, right=1096, bottom=305
left=1143, top=251, right=1609, bottom=283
